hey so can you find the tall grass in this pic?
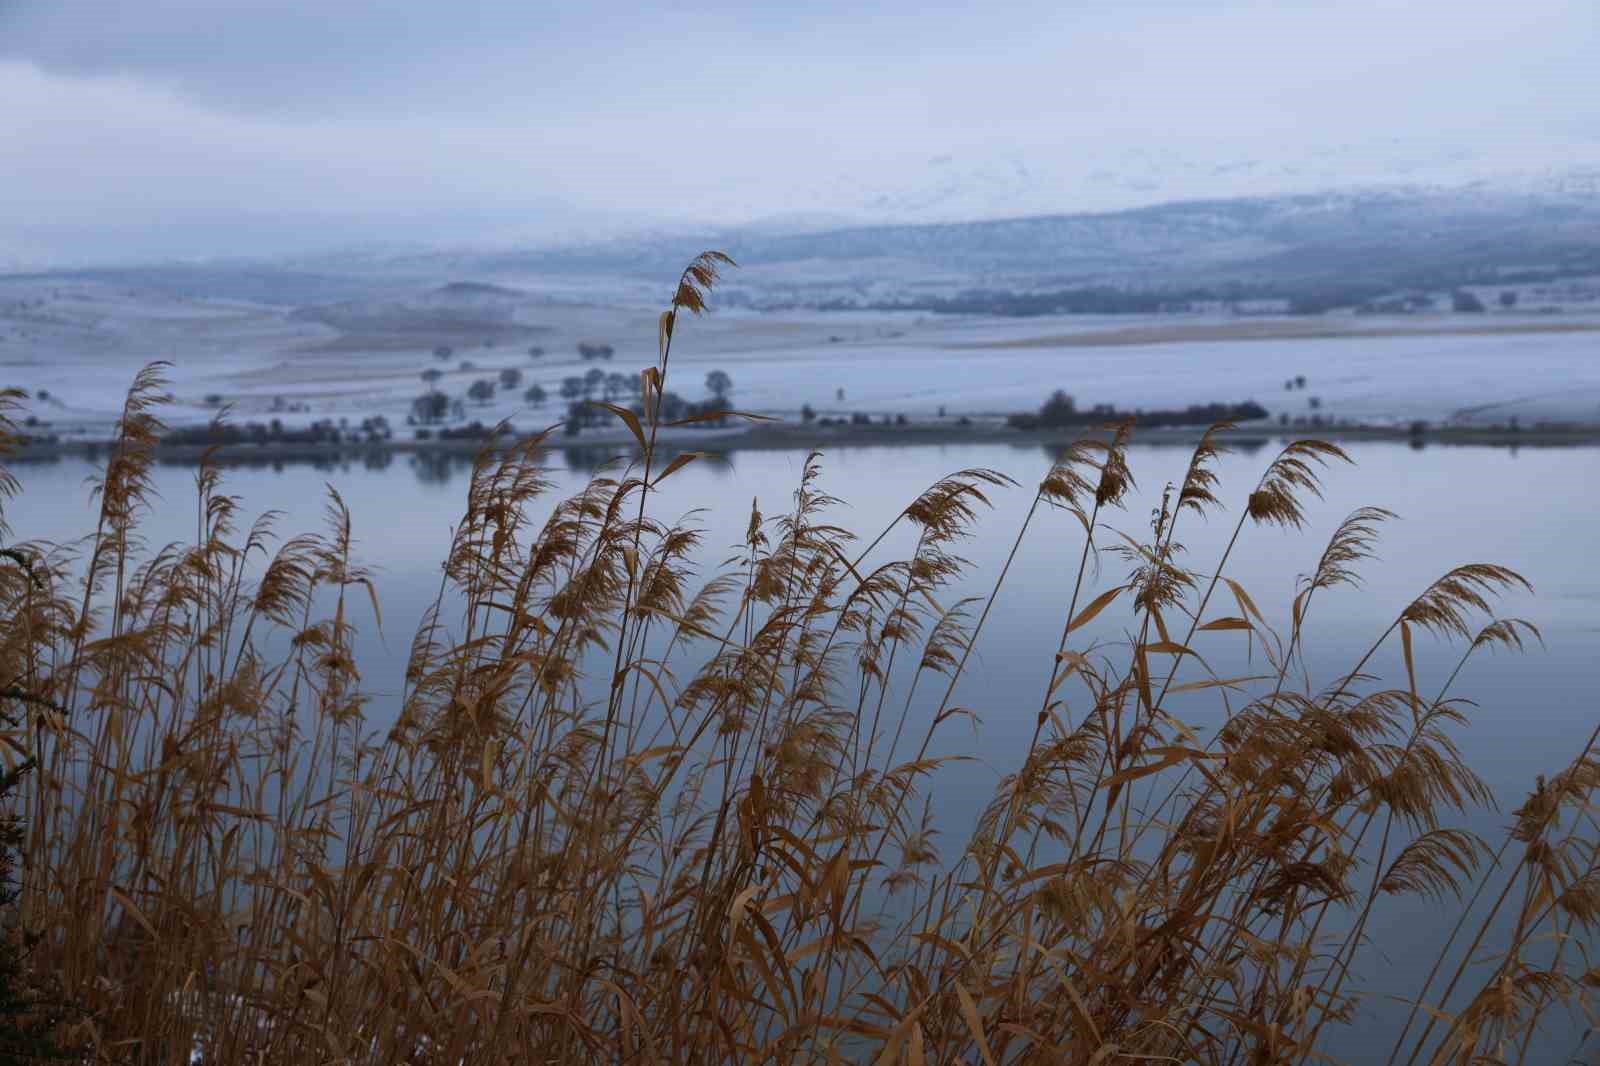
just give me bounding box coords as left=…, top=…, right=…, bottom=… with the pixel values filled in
left=0, top=254, right=1595, bottom=1064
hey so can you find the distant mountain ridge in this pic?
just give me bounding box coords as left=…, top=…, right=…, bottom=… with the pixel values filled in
left=749, top=138, right=1600, bottom=226
left=414, top=177, right=1600, bottom=303
left=16, top=169, right=1600, bottom=311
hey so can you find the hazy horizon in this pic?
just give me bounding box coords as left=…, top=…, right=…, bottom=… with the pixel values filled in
left=4, top=0, right=1600, bottom=266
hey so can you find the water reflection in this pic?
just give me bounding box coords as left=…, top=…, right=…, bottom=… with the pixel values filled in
left=146, top=449, right=397, bottom=476
left=560, top=444, right=639, bottom=475
left=1038, top=435, right=1271, bottom=465
left=557, top=444, right=738, bottom=478
left=394, top=444, right=740, bottom=482
left=8, top=430, right=1568, bottom=489
left=408, top=450, right=464, bottom=485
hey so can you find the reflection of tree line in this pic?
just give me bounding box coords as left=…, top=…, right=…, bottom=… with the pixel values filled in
left=16, top=434, right=1532, bottom=496
left=413, top=446, right=737, bottom=484
left=154, top=449, right=399, bottom=476
left=117, top=444, right=744, bottom=485
left=154, top=436, right=1273, bottom=484
left=1037, top=435, right=1271, bottom=466
left=26, top=449, right=404, bottom=476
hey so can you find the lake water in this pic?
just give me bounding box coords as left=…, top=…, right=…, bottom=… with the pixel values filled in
left=9, top=438, right=1598, bottom=1060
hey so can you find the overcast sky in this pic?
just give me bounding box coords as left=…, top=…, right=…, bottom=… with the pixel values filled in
left=3, top=0, right=1597, bottom=264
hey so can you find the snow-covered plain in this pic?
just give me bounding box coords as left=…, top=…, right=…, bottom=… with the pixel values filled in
left=3, top=275, right=1598, bottom=438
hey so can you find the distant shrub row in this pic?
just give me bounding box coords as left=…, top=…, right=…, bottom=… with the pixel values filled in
left=162, top=416, right=392, bottom=448
left=1007, top=390, right=1268, bottom=430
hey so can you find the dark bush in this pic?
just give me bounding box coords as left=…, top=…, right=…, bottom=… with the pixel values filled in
left=437, top=421, right=497, bottom=442
left=1007, top=394, right=1269, bottom=431
left=412, top=392, right=449, bottom=425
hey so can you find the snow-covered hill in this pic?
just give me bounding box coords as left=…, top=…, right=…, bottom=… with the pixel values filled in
left=344, top=170, right=1600, bottom=311
left=744, top=137, right=1600, bottom=228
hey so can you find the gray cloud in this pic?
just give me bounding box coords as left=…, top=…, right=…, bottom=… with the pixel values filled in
left=2, top=0, right=1596, bottom=264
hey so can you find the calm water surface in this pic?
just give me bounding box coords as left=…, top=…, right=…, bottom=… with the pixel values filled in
left=10, top=439, right=1598, bottom=1059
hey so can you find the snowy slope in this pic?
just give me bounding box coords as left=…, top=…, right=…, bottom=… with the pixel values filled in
left=6, top=274, right=1600, bottom=439
left=371, top=173, right=1600, bottom=311
left=765, top=137, right=1600, bottom=227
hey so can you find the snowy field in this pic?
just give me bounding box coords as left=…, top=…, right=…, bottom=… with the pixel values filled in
left=3, top=274, right=1599, bottom=438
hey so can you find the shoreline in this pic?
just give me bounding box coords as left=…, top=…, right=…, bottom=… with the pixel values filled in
left=11, top=419, right=1600, bottom=466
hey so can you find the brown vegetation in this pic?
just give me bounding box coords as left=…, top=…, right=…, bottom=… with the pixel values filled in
left=0, top=253, right=1595, bottom=1064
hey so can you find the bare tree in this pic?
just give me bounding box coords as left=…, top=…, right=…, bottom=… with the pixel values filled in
left=412, top=392, right=448, bottom=424
left=604, top=372, right=630, bottom=403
